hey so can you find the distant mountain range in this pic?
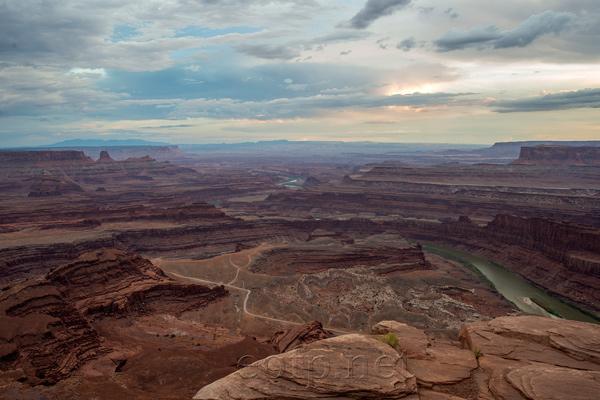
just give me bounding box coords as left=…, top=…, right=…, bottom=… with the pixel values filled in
left=41, top=139, right=172, bottom=147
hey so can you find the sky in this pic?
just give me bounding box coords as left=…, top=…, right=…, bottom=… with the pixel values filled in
left=1, top=0, right=600, bottom=147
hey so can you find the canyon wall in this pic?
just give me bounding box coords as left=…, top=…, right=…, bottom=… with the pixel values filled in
left=511, top=145, right=600, bottom=166
left=0, top=249, right=227, bottom=385
left=397, top=214, right=600, bottom=314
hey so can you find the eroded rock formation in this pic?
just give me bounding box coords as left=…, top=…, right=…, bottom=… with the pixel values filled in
left=460, top=316, right=600, bottom=400
left=511, top=145, right=600, bottom=166
left=0, top=249, right=227, bottom=385
left=194, top=334, right=418, bottom=400
left=195, top=316, right=600, bottom=400
left=397, top=214, right=600, bottom=314
left=0, top=150, right=196, bottom=194
left=48, top=249, right=228, bottom=317
left=267, top=321, right=334, bottom=353
left=0, top=279, right=105, bottom=385
left=249, top=234, right=431, bottom=276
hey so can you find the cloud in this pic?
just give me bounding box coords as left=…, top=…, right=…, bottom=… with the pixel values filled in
left=310, top=29, right=372, bottom=46
left=376, top=36, right=391, bottom=49
left=340, top=50, right=352, bottom=55
left=490, top=88, right=600, bottom=112
left=233, top=43, right=301, bottom=60
left=141, top=124, right=195, bottom=129
left=0, top=64, right=122, bottom=116
left=444, top=8, right=459, bottom=20
left=397, top=36, right=416, bottom=51
left=0, top=0, right=324, bottom=71
left=233, top=29, right=370, bottom=59
left=169, top=91, right=468, bottom=120
left=349, top=0, right=412, bottom=29
left=434, top=10, right=578, bottom=52
left=494, top=10, right=576, bottom=49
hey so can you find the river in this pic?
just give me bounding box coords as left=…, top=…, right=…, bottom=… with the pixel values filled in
left=278, top=177, right=303, bottom=188
left=424, top=243, right=599, bottom=324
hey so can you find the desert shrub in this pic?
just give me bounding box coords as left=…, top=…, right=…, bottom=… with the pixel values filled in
left=473, top=347, right=482, bottom=358
left=376, top=332, right=399, bottom=349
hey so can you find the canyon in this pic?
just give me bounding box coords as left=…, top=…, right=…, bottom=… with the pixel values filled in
left=0, top=142, right=598, bottom=399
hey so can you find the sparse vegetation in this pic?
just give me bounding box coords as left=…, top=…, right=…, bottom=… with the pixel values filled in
left=473, top=347, right=482, bottom=358
left=376, top=332, right=399, bottom=349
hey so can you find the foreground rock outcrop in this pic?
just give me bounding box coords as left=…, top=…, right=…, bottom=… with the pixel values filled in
left=195, top=316, right=600, bottom=400
left=194, top=334, right=418, bottom=400
left=0, top=249, right=228, bottom=385
left=460, top=316, right=600, bottom=400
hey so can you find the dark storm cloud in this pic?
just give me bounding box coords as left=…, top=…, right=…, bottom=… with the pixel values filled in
left=434, top=10, right=577, bottom=51
left=490, top=88, right=600, bottom=112
left=397, top=36, right=416, bottom=51
left=233, top=43, right=301, bottom=60
left=349, top=0, right=412, bottom=29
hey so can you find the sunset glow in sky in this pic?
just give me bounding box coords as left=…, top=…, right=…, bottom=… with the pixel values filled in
left=1, top=0, right=599, bottom=146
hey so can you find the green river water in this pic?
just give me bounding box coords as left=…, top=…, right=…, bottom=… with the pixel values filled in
left=424, top=243, right=599, bottom=324
left=278, top=177, right=303, bottom=188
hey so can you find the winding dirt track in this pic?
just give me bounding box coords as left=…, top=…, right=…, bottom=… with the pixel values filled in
left=156, top=251, right=348, bottom=334
left=167, top=271, right=297, bottom=327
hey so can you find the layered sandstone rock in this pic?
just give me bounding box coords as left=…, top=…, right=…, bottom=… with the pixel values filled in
left=249, top=234, right=431, bottom=276
left=0, top=150, right=196, bottom=192
left=97, top=150, right=115, bottom=162
left=396, top=214, right=600, bottom=314
left=48, top=249, right=228, bottom=318
left=511, top=145, right=600, bottom=166
left=0, top=249, right=227, bottom=385
left=0, top=150, right=92, bottom=164
left=486, top=213, right=600, bottom=277
left=371, top=320, right=477, bottom=389
left=71, top=145, right=189, bottom=162
left=0, top=279, right=105, bottom=385
left=460, top=316, right=600, bottom=400
left=268, top=321, right=334, bottom=353
left=195, top=317, right=600, bottom=400
left=371, top=321, right=429, bottom=356
left=194, top=334, right=418, bottom=400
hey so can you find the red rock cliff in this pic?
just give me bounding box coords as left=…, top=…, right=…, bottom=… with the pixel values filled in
left=0, top=249, right=228, bottom=385
left=511, top=145, right=600, bottom=166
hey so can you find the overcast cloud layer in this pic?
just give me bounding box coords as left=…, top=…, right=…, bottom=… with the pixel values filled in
left=1, top=0, right=599, bottom=145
